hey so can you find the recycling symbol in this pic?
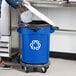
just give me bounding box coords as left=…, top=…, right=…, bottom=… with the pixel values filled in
left=30, top=40, right=41, bottom=51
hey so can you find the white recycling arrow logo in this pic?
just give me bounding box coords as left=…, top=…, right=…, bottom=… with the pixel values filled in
left=30, top=40, right=41, bottom=51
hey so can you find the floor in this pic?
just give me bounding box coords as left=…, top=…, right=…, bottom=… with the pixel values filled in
left=0, top=58, right=76, bottom=76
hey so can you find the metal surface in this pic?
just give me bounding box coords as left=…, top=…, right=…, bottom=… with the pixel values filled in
left=30, top=0, right=67, bottom=4
left=29, top=0, right=67, bottom=7
left=0, top=36, right=19, bottom=57
left=27, top=0, right=76, bottom=7
left=56, top=29, right=76, bottom=32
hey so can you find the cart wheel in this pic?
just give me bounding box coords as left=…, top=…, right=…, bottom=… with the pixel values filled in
left=41, top=67, right=47, bottom=73
left=33, top=67, right=37, bottom=72
left=16, top=56, right=20, bottom=63
left=22, top=66, right=24, bottom=69
left=24, top=67, right=29, bottom=73
left=46, top=66, right=49, bottom=69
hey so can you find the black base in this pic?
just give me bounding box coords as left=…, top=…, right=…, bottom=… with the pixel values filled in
left=50, top=52, right=76, bottom=60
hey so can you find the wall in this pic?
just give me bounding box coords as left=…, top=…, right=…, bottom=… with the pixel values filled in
left=33, top=7, right=76, bottom=30
left=11, top=7, right=76, bottom=53
left=11, top=8, right=19, bottom=48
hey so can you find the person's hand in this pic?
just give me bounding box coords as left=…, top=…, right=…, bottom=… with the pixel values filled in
left=17, top=0, right=30, bottom=14
left=17, top=5, right=25, bottom=14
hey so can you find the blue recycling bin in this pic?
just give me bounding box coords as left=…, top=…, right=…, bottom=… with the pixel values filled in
left=17, top=23, right=54, bottom=65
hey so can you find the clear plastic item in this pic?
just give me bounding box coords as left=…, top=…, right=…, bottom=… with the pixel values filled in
left=20, top=10, right=33, bottom=23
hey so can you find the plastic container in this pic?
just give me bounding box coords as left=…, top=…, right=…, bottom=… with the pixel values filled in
left=17, top=21, right=54, bottom=65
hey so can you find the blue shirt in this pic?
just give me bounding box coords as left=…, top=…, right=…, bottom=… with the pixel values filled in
left=0, top=0, right=2, bottom=16
left=0, top=0, right=2, bottom=8
left=0, top=0, right=22, bottom=17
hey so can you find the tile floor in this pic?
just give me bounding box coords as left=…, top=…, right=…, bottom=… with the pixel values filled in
left=0, top=58, right=76, bottom=76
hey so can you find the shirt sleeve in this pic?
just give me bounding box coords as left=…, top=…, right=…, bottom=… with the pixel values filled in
left=0, top=0, right=2, bottom=17
left=0, top=0, right=2, bottom=7
left=6, top=0, right=23, bottom=9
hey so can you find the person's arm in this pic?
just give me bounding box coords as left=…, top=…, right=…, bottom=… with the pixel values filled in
left=0, top=0, right=2, bottom=17
left=6, top=0, right=23, bottom=9
left=6, top=0, right=30, bottom=14
left=0, top=0, right=2, bottom=7
left=6, top=0, right=30, bottom=9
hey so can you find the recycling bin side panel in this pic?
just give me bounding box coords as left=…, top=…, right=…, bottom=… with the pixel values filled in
left=21, top=34, right=50, bottom=64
